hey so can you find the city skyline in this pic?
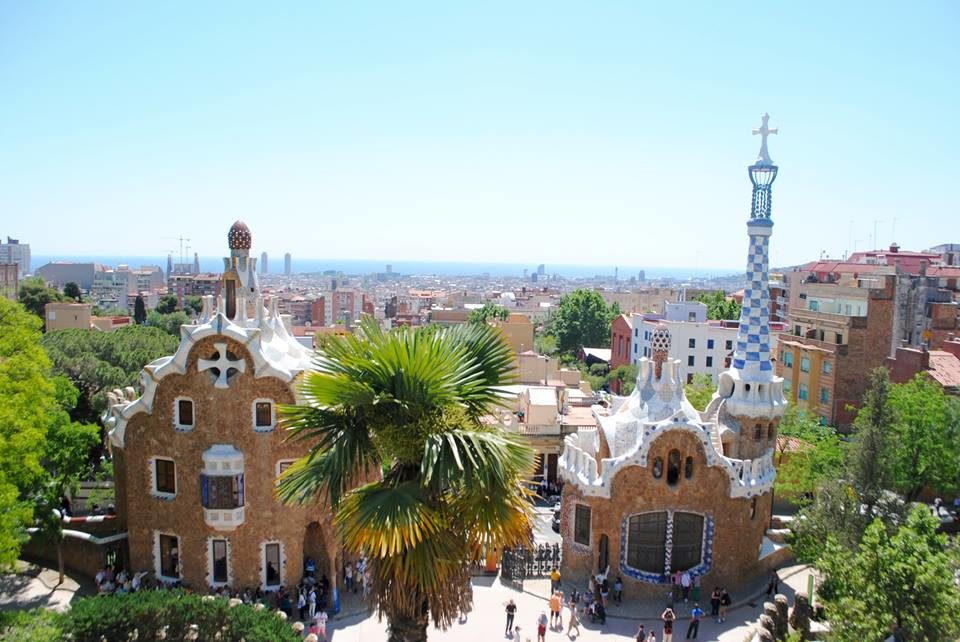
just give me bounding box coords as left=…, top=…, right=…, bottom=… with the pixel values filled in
left=2, top=3, right=957, bottom=268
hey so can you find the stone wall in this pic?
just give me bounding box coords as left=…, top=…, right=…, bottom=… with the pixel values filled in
left=561, top=428, right=770, bottom=599
left=117, top=335, right=338, bottom=591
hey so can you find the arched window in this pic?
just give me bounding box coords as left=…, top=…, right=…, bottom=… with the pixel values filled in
left=667, top=450, right=681, bottom=486
left=684, top=456, right=694, bottom=479
left=754, top=423, right=763, bottom=441
left=652, top=457, right=663, bottom=479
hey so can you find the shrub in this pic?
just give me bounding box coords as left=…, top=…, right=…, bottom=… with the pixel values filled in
left=0, top=609, right=64, bottom=642
left=63, top=590, right=299, bottom=642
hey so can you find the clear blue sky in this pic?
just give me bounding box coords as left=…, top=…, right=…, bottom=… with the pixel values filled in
left=1, top=2, right=957, bottom=270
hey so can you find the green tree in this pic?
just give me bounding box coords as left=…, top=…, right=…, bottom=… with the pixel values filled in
left=886, top=374, right=960, bottom=501
left=33, top=377, right=100, bottom=584
left=0, top=299, right=54, bottom=567
left=774, top=407, right=843, bottom=500
left=62, top=282, right=82, bottom=302
left=548, top=289, right=618, bottom=353
left=816, top=505, right=960, bottom=642
left=41, top=325, right=178, bottom=425
left=693, top=290, right=742, bottom=320
left=683, top=373, right=715, bottom=410
left=146, top=309, right=191, bottom=337
left=277, top=318, right=533, bottom=642
left=534, top=333, right=558, bottom=356
left=184, top=295, right=203, bottom=316
left=18, top=276, right=64, bottom=323
left=467, top=302, right=509, bottom=324
left=848, top=368, right=896, bottom=518
left=606, top=363, right=639, bottom=395
left=133, top=295, right=147, bottom=325
left=155, top=293, right=178, bottom=314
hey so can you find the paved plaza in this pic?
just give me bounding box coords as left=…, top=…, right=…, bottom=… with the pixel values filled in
left=326, top=564, right=814, bottom=642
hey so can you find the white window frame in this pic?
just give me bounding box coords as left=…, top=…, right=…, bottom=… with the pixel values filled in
left=173, top=396, right=195, bottom=432
left=252, top=398, right=276, bottom=433
left=153, top=530, right=181, bottom=583
left=150, top=456, right=177, bottom=500
left=260, top=540, right=286, bottom=590
left=207, top=536, right=232, bottom=587
left=276, top=459, right=296, bottom=479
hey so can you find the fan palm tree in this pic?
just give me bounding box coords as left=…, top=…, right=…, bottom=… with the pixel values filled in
left=277, top=317, right=535, bottom=642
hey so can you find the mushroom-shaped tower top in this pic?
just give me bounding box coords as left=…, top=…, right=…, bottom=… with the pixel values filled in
left=651, top=323, right=671, bottom=379
left=228, top=220, right=252, bottom=251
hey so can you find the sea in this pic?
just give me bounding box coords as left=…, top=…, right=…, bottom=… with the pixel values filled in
left=32, top=255, right=740, bottom=281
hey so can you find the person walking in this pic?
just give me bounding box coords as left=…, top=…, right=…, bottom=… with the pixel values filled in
left=635, top=623, right=646, bottom=641
left=613, top=576, right=624, bottom=605
left=504, top=599, right=517, bottom=636
left=686, top=603, right=704, bottom=639
left=537, top=611, right=548, bottom=642
left=549, top=590, right=563, bottom=628
left=766, top=571, right=779, bottom=596
left=566, top=599, right=581, bottom=638
left=550, top=567, right=561, bottom=593
left=719, top=588, right=732, bottom=623
left=709, top=587, right=721, bottom=621
left=661, top=606, right=676, bottom=642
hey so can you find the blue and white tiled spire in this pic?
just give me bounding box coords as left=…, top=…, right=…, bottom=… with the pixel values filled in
left=732, top=114, right=779, bottom=382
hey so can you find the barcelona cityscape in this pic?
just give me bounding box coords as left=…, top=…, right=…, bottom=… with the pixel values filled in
left=1, top=4, right=958, bottom=642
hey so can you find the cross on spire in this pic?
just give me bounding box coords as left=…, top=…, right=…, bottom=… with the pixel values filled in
left=198, top=342, right=246, bottom=389
left=752, top=113, right=778, bottom=165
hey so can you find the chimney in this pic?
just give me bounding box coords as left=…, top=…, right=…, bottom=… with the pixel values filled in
left=889, top=243, right=899, bottom=253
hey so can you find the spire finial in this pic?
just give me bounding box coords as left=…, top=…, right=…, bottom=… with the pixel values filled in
left=752, top=113, right=778, bottom=166
left=650, top=324, right=671, bottom=380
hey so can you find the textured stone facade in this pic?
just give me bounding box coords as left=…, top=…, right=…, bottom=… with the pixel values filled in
left=560, top=427, right=770, bottom=596
left=114, top=335, right=336, bottom=590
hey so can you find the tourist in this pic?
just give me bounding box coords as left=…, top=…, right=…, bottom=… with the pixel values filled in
left=719, top=588, right=732, bottom=623
left=315, top=611, right=328, bottom=642
left=297, top=590, right=306, bottom=620
left=537, top=611, right=548, bottom=642
left=647, top=631, right=658, bottom=642
left=550, top=567, right=561, bottom=593
left=345, top=562, right=354, bottom=593
left=308, top=586, right=317, bottom=621
left=635, top=623, right=646, bottom=641
left=661, top=606, right=676, bottom=642
left=766, top=571, right=779, bottom=596
left=613, top=576, right=623, bottom=605
left=680, top=571, right=691, bottom=602
left=601, top=576, right=610, bottom=606
left=686, top=603, right=704, bottom=639
left=504, top=598, right=517, bottom=636
left=709, top=586, right=722, bottom=620
left=549, top=590, right=563, bottom=628
left=566, top=599, right=581, bottom=638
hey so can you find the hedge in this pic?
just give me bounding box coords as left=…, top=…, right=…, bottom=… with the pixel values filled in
left=0, top=591, right=300, bottom=642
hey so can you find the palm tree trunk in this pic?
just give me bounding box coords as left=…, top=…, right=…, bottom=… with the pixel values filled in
left=387, top=614, right=428, bottom=642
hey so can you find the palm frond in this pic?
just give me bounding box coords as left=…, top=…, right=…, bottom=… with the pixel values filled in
left=276, top=405, right=378, bottom=507
left=335, top=480, right=443, bottom=557
left=420, top=428, right=535, bottom=493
